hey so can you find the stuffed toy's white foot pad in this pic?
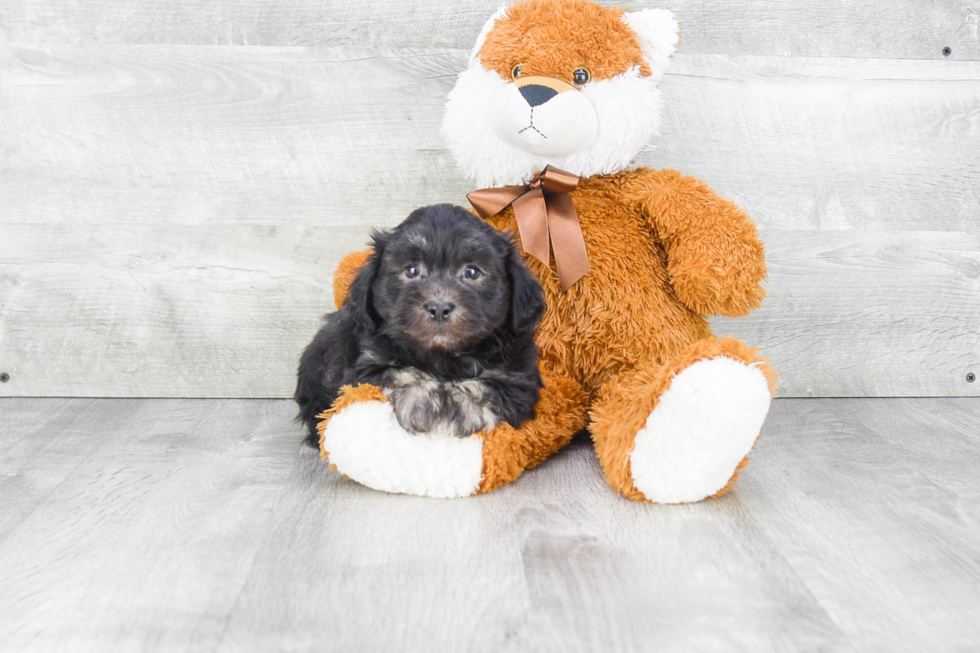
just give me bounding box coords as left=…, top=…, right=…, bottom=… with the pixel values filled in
left=321, top=401, right=484, bottom=498
left=630, top=356, right=771, bottom=504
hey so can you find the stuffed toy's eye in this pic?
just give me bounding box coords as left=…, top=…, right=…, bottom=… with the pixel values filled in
left=511, top=63, right=525, bottom=79
left=405, top=264, right=421, bottom=279
left=573, top=67, right=591, bottom=85
left=463, top=266, right=482, bottom=280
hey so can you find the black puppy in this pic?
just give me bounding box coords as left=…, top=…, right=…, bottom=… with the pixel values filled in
left=295, top=204, right=545, bottom=445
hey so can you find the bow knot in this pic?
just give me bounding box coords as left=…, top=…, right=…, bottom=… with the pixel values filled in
left=466, top=165, right=589, bottom=290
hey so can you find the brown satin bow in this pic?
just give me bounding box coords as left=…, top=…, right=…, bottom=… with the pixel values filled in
left=467, top=165, right=590, bottom=291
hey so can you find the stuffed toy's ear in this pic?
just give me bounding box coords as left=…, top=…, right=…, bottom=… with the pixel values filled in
left=621, top=8, right=680, bottom=83
left=506, top=238, right=546, bottom=335
left=345, top=231, right=389, bottom=329
left=469, top=6, right=509, bottom=63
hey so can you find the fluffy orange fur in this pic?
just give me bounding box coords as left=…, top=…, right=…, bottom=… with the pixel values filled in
left=483, top=169, right=767, bottom=398
left=332, top=249, right=370, bottom=309
left=478, top=363, right=587, bottom=493
left=478, top=0, right=651, bottom=83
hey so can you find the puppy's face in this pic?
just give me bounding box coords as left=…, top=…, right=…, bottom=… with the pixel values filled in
left=361, top=206, right=524, bottom=352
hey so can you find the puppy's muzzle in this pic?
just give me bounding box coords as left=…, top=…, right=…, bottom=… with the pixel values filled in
left=425, top=300, right=455, bottom=323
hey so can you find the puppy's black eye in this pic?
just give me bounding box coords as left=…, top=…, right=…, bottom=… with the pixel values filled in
left=573, top=67, right=591, bottom=85
left=405, top=264, right=421, bottom=279
left=463, top=266, right=482, bottom=280
left=511, top=63, right=524, bottom=79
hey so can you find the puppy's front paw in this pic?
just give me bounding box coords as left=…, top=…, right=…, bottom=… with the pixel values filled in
left=383, top=368, right=446, bottom=435
left=446, top=379, right=499, bottom=437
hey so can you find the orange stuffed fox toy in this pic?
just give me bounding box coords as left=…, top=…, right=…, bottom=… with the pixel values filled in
left=317, top=0, right=776, bottom=502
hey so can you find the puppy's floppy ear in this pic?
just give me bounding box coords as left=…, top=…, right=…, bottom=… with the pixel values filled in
left=344, top=230, right=389, bottom=329
left=505, top=236, right=546, bottom=335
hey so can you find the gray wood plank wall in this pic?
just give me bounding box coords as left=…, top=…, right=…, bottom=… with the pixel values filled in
left=1, top=2, right=978, bottom=398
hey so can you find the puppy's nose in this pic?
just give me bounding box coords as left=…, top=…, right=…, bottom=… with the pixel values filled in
left=425, top=301, right=455, bottom=322
left=519, top=84, right=557, bottom=107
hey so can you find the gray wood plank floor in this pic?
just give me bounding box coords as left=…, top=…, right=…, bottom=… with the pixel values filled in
left=1, top=398, right=978, bottom=652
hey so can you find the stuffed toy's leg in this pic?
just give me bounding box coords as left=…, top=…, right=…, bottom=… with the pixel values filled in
left=317, top=365, right=586, bottom=498
left=589, top=337, right=777, bottom=503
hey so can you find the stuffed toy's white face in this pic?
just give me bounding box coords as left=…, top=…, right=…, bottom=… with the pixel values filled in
left=491, top=74, right=599, bottom=157
left=441, top=0, right=679, bottom=187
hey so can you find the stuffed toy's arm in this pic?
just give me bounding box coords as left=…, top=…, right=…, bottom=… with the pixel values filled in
left=629, top=169, right=767, bottom=317
left=332, top=250, right=372, bottom=309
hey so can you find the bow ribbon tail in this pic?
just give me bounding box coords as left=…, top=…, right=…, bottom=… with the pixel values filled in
left=545, top=191, right=590, bottom=290
left=466, top=186, right=527, bottom=220
left=511, top=187, right=551, bottom=268
left=466, top=165, right=589, bottom=291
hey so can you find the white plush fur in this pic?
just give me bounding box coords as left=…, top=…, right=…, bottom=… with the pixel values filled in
left=442, top=64, right=663, bottom=187
left=492, top=83, right=598, bottom=157
left=621, top=9, right=680, bottom=83
left=629, top=357, right=772, bottom=504
left=322, top=401, right=484, bottom=498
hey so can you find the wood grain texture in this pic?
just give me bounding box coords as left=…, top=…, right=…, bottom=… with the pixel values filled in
left=846, top=399, right=980, bottom=520
left=0, top=399, right=126, bottom=542
left=2, top=0, right=978, bottom=60
left=740, top=398, right=980, bottom=650
left=0, top=223, right=368, bottom=398
left=2, top=397, right=979, bottom=651
left=3, top=47, right=980, bottom=231
left=715, top=230, right=980, bottom=397
left=218, top=437, right=850, bottom=652
left=0, top=398, right=298, bottom=651
left=1, top=225, right=976, bottom=398
left=0, top=45, right=467, bottom=226
left=1, top=47, right=978, bottom=397
left=655, top=56, right=980, bottom=233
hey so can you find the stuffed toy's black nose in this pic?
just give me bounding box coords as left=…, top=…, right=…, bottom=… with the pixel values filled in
left=425, top=301, right=455, bottom=322
left=519, top=84, right=557, bottom=107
